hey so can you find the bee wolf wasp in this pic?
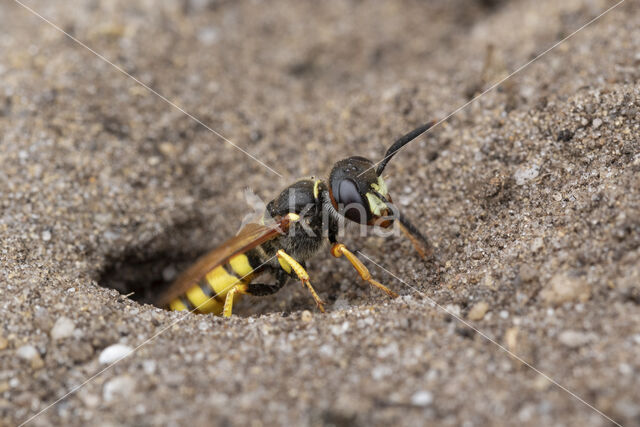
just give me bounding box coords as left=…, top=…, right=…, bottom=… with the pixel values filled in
left=156, top=121, right=435, bottom=316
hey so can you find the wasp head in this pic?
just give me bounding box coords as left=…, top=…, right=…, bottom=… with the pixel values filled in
left=328, top=156, right=394, bottom=227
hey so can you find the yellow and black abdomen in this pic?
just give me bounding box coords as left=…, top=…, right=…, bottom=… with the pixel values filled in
left=168, top=253, right=256, bottom=314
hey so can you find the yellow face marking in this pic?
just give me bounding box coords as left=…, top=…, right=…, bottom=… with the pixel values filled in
left=205, top=266, right=242, bottom=298
left=371, top=176, right=388, bottom=197
left=229, top=254, right=253, bottom=277
left=366, top=192, right=387, bottom=216
left=185, top=285, right=224, bottom=314
left=313, top=179, right=321, bottom=199
left=169, top=298, right=187, bottom=311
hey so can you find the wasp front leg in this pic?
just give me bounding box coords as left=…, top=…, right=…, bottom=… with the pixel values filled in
left=330, top=243, right=398, bottom=298
left=276, top=249, right=325, bottom=312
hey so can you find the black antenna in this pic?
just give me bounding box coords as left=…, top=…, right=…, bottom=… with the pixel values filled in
left=376, top=120, right=436, bottom=176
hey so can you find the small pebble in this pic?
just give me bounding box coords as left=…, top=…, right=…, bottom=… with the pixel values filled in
left=592, top=118, right=603, bottom=129
left=103, top=375, right=136, bottom=402
left=16, top=345, right=39, bottom=361
left=505, top=327, right=519, bottom=352
left=301, top=310, right=312, bottom=322
left=540, top=273, right=591, bottom=305
left=197, top=27, right=219, bottom=46
left=99, top=344, right=133, bottom=364
left=467, top=301, right=489, bottom=321
left=482, top=273, right=497, bottom=290
left=519, top=264, right=537, bottom=283
left=50, top=317, right=75, bottom=340
left=558, top=330, right=594, bottom=348
left=411, top=390, right=433, bottom=406
left=16, top=345, right=44, bottom=369
left=330, top=321, right=350, bottom=336
left=0, top=336, right=8, bottom=350
left=531, top=237, right=544, bottom=252
left=514, top=163, right=540, bottom=185
left=197, top=321, right=209, bottom=331
left=618, top=363, right=632, bottom=375
left=79, top=392, right=100, bottom=408
left=613, top=399, right=640, bottom=420
left=41, top=230, right=52, bottom=241
left=142, top=360, right=157, bottom=375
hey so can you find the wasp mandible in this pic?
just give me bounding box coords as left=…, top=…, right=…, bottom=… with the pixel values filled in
left=156, top=121, right=435, bottom=316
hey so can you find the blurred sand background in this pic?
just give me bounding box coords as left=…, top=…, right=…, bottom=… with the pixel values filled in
left=1, top=0, right=639, bottom=425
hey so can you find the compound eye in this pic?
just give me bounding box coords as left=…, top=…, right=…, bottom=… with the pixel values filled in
left=338, top=179, right=366, bottom=223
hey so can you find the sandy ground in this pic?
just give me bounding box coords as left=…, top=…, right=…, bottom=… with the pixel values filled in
left=1, top=0, right=639, bottom=425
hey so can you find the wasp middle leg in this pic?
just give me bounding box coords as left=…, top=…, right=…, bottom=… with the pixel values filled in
left=276, top=249, right=325, bottom=312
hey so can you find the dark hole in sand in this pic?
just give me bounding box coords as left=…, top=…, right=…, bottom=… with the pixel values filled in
left=98, top=219, right=212, bottom=307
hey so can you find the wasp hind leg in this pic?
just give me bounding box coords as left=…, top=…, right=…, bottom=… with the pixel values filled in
left=276, top=249, right=325, bottom=312
left=222, top=283, right=248, bottom=318
left=331, top=243, right=398, bottom=298
left=223, top=270, right=291, bottom=317
left=244, top=269, right=288, bottom=296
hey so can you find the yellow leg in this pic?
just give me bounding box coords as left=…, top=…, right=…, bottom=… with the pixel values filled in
left=331, top=243, right=398, bottom=298
left=222, top=284, right=247, bottom=317
left=276, top=249, right=325, bottom=312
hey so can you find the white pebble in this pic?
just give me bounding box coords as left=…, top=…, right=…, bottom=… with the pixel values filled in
left=592, top=118, right=603, bottom=129
left=103, top=375, right=136, bottom=402
left=142, top=360, right=157, bottom=375
left=197, top=27, right=219, bottom=46
left=16, top=345, right=39, bottom=361
left=444, top=304, right=461, bottom=317
left=531, top=237, right=544, bottom=252
left=99, top=344, right=133, bottom=364
left=618, top=363, right=633, bottom=375
left=514, top=163, right=540, bottom=185
left=198, top=321, right=209, bottom=331
left=371, top=365, right=392, bottom=380
left=558, top=330, right=594, bottom=348
left=51, top=317, right=75, bottom=340
left=411, top=390, right=434, bottom=406
left=330, top=321, right=350, bottom=336
left=41, top=230, right=52, bottom=241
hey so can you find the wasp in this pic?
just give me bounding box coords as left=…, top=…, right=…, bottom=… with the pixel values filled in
left=156, top=121, right=435, bottom=316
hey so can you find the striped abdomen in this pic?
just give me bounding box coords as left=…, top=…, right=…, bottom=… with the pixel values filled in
left=168, top=253, right=256, bottom=314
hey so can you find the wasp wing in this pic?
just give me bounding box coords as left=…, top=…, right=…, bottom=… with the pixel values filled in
left=155, top=215, right=296, bottom=306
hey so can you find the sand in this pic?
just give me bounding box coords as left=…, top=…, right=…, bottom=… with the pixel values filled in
left=1, top=0, right=639, bottom=425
